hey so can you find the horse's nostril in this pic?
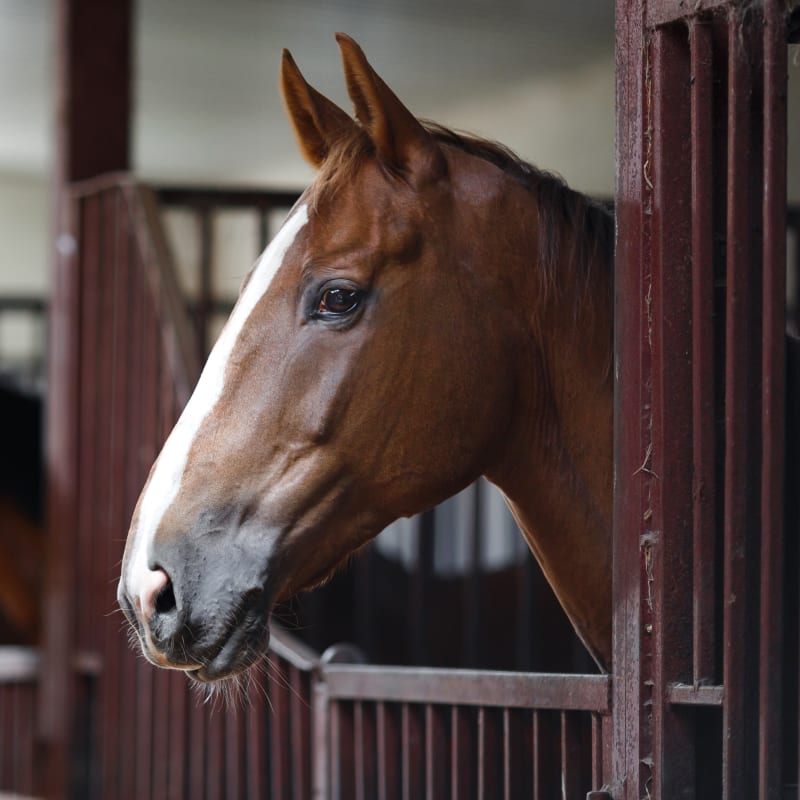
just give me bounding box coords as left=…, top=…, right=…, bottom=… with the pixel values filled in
left=155, top=581, right=176, bottom=615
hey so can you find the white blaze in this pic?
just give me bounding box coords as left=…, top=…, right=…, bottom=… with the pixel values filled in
left=126, top=204, right=309, bottom=591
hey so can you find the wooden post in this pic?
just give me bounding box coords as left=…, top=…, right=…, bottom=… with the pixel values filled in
left=41, top=1, right=131, bottom=797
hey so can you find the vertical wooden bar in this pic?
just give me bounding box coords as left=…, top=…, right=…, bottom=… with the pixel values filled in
left=689, top=17, right=718, bottom=686
left=44, top=4, right=132, bottom=787
left=100, top=186, right=132, bottom=800
left=758, top=3, right=787, bottom=797
left=650, top=21, right=697, bottom=799
left=612, top=0, right=651, bottom=797
left=722, top=10, right=762, bottom=800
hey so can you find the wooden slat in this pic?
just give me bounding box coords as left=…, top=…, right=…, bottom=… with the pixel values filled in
left=611, top=1, right=651, bottom=796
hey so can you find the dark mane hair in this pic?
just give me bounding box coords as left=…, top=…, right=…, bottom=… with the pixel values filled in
left=312, top=121, right=614, bottom=304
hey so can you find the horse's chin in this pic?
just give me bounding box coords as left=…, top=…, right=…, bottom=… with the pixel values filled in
left=140, top=606, right=272, bottom=686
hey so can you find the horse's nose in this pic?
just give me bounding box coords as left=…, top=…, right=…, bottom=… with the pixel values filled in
left=136, top=567, right=173, bottom=620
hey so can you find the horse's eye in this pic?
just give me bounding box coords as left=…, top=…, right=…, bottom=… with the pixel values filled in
left=318, top=287, right=361, bottom=315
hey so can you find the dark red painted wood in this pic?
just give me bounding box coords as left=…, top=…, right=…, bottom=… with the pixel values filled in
left=650, top=21, right=698, bottom=798
left=689, top=17, right=718, bottom=687
left=613, top=0, right=652, bottom=796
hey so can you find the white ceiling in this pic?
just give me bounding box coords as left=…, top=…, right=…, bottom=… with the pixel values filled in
left=0, top=0, right=615, bottom=189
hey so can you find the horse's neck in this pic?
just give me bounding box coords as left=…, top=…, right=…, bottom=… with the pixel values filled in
left=488, top=252, right=614, bottom=670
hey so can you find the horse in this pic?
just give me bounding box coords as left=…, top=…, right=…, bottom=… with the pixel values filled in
left=117, top=33, right=614, bottom=682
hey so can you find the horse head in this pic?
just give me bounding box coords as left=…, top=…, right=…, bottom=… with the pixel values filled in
left=118, top=34, right=614, bottom=681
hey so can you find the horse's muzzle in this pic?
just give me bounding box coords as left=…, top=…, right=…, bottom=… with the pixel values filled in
left=118, top=560, right=272, bottom=681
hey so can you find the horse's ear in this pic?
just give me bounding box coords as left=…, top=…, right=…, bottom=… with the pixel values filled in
left=335, top=33, right=446, bottom=184
left=281, top=48, right=356, bottom=168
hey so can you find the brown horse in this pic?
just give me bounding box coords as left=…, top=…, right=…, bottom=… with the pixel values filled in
left=118, top=34, right=614, bottom=681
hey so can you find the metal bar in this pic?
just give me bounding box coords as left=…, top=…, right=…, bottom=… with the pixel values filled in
left=289, top=666, right=311, bottom=800
left=75, top=193, right=101, bottom=661
left=722, top=10, right=762, bottom=799
left=591, top=713, right=603, bottom=791
left=312, top=678, right=329, bottom=800
left=668, top=684, right=724, bottom=706
left=166, top=674, right=187, bottom=800
left=205, top=697, right=224, bottom=800
left=269, top=623, right=321, bottom=672
left=136, top=288, right=161, bottom=800
left=502, top=709, right=511, bottom=800
left=758, top=4, right=787, bottom=798
left=650, top=22, right=697, bottom=799
left=151, top=672, right=170, bottom=800
left=323, top=666, right=611, bottom=712
left=502, top=707, right=532, bottom=800
left=689, top=17, right=718, bottom=687
left=100, top=186, right=131, bottom=800
left=561, top=711, right=584, bottom=800
left=269, top=658, right=291, bottom=799
left=476, top=707, right=486, bottom=800
left=246, top=671, right=267, bottom=799
left=533, top=709, right=559, bottom=799
left=118, top=250, right=146, bottom=800
left=477, top=706, right=501, bottom=800
left=353, top=700, right=375, bottom=800
left=376, top=701, right=388, bottom=800
left=450, top=706, right=473, bottom=800
left=425, top=704, right=448, bottom=800
left=401, top=703, right=423, bottom=800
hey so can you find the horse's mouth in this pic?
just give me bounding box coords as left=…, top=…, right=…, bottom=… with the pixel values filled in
left=185, top=616, right=271, bottom=683
left=126, top=596, right=272, bottom=683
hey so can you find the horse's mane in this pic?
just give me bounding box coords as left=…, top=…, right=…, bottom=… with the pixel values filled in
left=312, top=121, right=614, bottom=308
